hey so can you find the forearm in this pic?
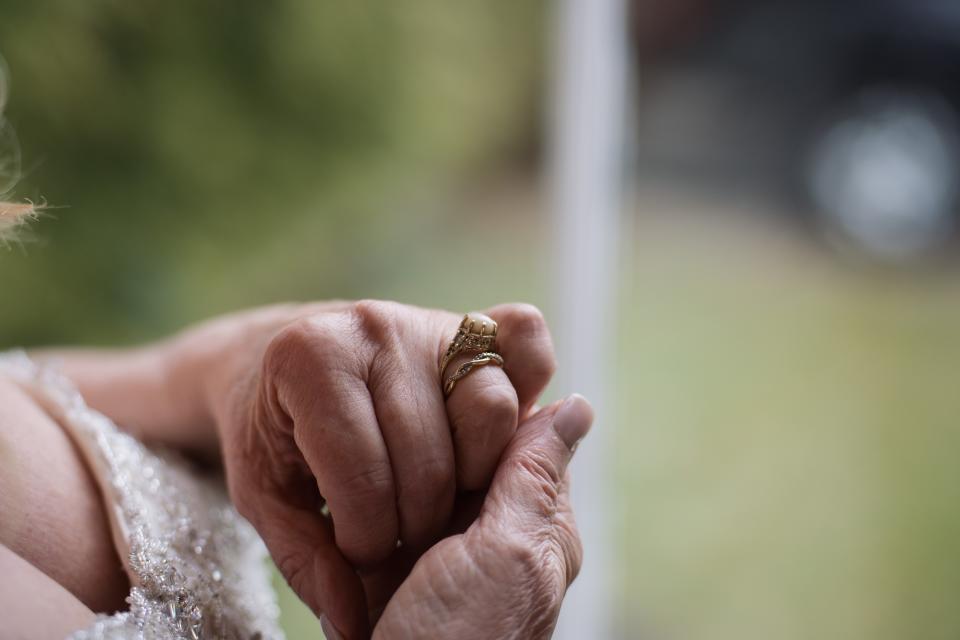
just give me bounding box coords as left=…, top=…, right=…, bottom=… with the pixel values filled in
left=30, top=341, right=220, bottom=460
left=30, top=303, right=315, bottom=461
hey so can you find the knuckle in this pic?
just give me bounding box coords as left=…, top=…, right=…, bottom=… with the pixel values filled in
left=264, top=315, right=356, bottom=392
left=351, top=299, right=401, bottom=344
left=450, top=380, right=519, bottom=449
left=511, top=452, right=563, bottom=512
left=475, top=382, right=520, bottom=428
left=337, top=461, right=395, bottom=505
left=275, top=549, right=311, bottom=597
left=224, top=434, right=305, bottom=524
left=264, top=317, right=323, bottom=378
left=399, top=456, right=453, bottom=500
left=500, top=533, right=543, bottom=579
left=502, top=303, right=557, bottom=379
left=505, top=303, right=548, bottom=334
left=500, top=533, right=566, bottom=608
left=496, top=459, right=581, bottom=590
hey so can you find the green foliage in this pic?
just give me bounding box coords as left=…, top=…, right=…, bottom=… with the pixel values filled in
left=0, top=0, right=544, bottom=344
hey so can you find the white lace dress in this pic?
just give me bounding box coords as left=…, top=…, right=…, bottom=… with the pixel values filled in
left=0, top=352, right=284, bottom=640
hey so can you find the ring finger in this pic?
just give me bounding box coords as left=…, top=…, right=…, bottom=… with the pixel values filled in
left=438, top=311, right=520, bottom=490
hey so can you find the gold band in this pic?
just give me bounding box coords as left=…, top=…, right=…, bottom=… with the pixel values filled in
left=443, top=352, right=505, bottom=397
left=439, top=312, right=499, bottom=379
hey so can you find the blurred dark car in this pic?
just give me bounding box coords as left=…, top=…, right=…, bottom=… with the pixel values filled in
left=633, top=0, right=960, bottom=259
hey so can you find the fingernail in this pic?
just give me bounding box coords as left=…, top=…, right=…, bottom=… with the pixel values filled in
left=553, top=394, right=593, bottom=450
left=320, top=615, right=345, bottom=640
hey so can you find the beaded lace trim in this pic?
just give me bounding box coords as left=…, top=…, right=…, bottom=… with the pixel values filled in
left=0, top=351, right=283, bottom=640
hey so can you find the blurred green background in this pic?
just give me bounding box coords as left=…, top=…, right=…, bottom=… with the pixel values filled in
left=4, top=2, right=960, bottom=639
left=0, top=0, right=545, bottom=346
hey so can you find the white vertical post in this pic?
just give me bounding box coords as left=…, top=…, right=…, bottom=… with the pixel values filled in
left=548, top=0, right=628, bottom=637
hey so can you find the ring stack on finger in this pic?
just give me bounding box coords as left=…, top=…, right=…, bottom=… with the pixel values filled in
left=440, top=312, right=503, bottom=397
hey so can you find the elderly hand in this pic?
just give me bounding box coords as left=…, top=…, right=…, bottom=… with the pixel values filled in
left=363, top=395, right=593, bottom=640
left=201, top=300, right=558, bottom=636
left=37, top=299, right=582, bottom=638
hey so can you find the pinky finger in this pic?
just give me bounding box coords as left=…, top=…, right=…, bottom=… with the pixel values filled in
left=247, top=493, right=369, bottom=639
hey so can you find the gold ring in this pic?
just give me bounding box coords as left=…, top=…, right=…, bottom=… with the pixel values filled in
left=444, top=352, right=505, bottom=397
left=439, top=312, right=499, bottom=380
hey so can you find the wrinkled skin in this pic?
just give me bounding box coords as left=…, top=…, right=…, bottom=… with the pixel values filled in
left=370, top=399, right=589, bottom=640
left=19, top=299, right=591, bottom=639
left=190, top=300, right=586, bottom=638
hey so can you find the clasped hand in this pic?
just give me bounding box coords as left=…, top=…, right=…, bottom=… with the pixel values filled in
left=180, top=301, right=592, bottom=639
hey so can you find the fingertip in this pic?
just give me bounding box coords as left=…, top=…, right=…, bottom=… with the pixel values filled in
left=552, top=394, right=593, bottom=451
left=318, top=579, right=369, bottom=640
left=321, top=615, right=346, bottom=640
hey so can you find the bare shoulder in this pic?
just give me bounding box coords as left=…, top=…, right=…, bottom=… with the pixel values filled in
left=0, top=376, right=130, bottom=613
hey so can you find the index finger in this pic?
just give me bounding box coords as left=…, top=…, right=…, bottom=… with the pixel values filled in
left=265, top=315, right=400, bottom=568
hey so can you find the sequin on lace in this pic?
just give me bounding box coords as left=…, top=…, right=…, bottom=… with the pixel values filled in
left=0, top=352, right=283, bottom=640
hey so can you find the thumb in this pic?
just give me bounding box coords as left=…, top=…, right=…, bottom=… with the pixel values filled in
left=485, top=394, right=593, bottom=531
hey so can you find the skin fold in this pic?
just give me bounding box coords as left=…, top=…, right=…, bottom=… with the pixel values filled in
left=3, top=300, right=591, bottom=639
